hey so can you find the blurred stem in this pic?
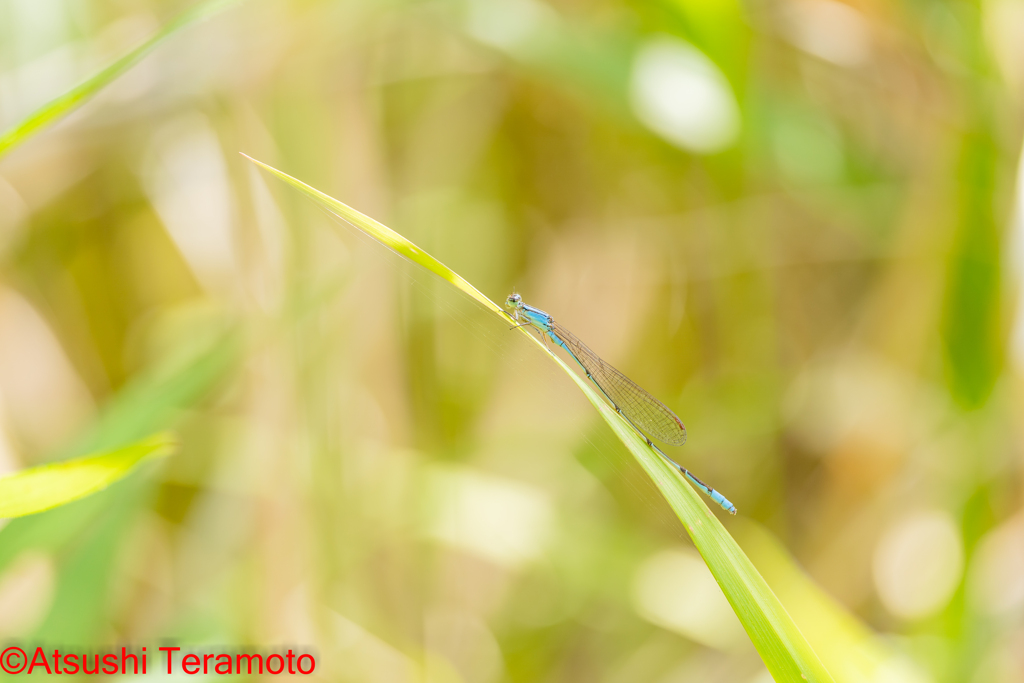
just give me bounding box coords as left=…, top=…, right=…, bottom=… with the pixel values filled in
left=941, top=123, right=1005, bottom=410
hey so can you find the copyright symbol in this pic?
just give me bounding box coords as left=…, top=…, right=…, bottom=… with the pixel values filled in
left=1, top=646, right=26, bottom=674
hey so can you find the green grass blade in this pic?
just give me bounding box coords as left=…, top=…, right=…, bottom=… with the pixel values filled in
left=0, top=432, right=175, bottom=518
left=241, top=154, right=504, bottom=318
left=558, top=362, right=834, bottom=682
left=246, top=155, right=835, bottom=682
left=0, top=0, right=241, bottom=158
left=0, top=324, right=237, bottom=639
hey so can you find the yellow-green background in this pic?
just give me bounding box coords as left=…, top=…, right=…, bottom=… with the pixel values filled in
left=1, top=0, right=1022, bottom=681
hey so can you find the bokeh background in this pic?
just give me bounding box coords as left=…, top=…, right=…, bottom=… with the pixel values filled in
left=1, top=0, right=1024, bottom=680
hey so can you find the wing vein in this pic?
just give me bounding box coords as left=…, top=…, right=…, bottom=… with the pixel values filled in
left=550, top=320, right=687, bottom=446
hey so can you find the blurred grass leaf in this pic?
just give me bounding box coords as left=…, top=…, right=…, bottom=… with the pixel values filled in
left=246, top=155, right=836, bottom=682
left=0, top=324, right=237, bottom=640
left=0, top=432, right=174, bottom=518
left=666, top=0, right=748, bottom=81
left=942, top=131, right=1003, bottom=409
left=0, top=0, right=241, bottom=158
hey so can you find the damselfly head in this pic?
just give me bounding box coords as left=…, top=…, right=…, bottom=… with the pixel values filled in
left=506, top=291, right=522, bottom=308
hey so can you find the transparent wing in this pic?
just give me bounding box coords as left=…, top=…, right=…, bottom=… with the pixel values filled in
left=550, top=320, right=687, bottom=446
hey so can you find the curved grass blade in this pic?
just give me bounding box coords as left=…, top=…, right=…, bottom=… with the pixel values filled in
left=245, top=155, right=835, bottom=682
left=0, top=0, right=241, bottom=158
left=0, top=325, right=236, bottom=639
left=241, top=154, right=503, bottom=316
left=0, top=432, right=175, bottom=518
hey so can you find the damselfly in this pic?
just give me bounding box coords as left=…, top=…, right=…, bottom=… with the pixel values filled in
left=506, top=291, right=736, bottom=514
